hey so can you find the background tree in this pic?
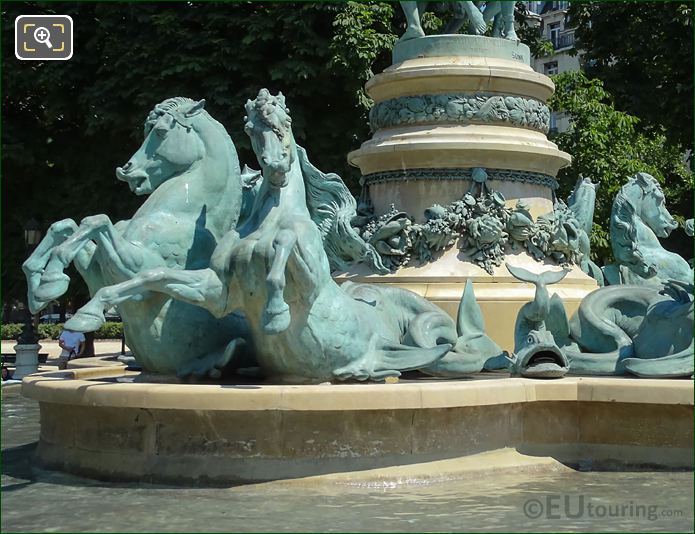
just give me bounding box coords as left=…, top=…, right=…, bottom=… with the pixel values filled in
left=2, top=1, right=546, bottom=307
left=1, top=1, right=399, bottom=305
left=568, top=2, right=693, bottom=149
left=2, top=2, right=692, bottom=312
left=549, top=71, right=693, bottom=262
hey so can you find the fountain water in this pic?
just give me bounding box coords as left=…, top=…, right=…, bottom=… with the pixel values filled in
left=17, top=3, right=693, bottom=485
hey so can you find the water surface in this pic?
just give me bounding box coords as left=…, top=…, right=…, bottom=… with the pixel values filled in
left=2, top=387, right=692, bottom=532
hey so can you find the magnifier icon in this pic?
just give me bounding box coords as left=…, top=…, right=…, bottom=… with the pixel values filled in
left=33, top=26, right=53, bottom=49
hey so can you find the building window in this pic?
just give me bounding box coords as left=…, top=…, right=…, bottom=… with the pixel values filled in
left=554, top=31, right=575, bottom=50
left=548, top=22, right=561, bottom=45
left=544, top=61, right=559, bottom=76
left=552, top=1, right=569, bottom=10
left=549, top=112, right=558, bottom=134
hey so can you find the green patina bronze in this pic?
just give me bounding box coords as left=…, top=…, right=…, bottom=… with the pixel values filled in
left=602, top=172, right=692, bottom=286
left=399, top=1, right=517, bottom=42
left=65, top=89, right=504, bottom=382
left=369, top=93, right=550, bottom=133
left=507, top=265, right=693, bottom=379
left=355, top=169, right=585, bottom=274
left=361, top=168, right=558, bottom=189
left=505, top=264, right=571, bottom=379
left=567, top=176, right=604, bottom=285
left=564, top=281, right=694, bottom=378
left=24, top=98, right=253, bottom=376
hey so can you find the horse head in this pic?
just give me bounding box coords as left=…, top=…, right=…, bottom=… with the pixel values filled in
left=631, top=172, right=678, bottom=238
left=116, top=98, right=207, bottom=196
left=244, top=89, right=295, bottom=188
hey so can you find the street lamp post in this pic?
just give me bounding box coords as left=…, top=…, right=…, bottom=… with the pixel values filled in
left=13, top=219, right=43, bottom=379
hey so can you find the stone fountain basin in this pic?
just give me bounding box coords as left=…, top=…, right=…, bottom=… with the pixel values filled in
left=21, top=366, right=693, bottom=485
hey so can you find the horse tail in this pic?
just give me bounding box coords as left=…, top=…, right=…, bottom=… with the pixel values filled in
left=296, top=145, right=388, bottom=274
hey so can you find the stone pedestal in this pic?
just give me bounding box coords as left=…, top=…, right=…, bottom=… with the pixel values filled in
left=13, top=343, right=41, bottom=379
left=22, top=368, right=695, bottom=484
left=340, top=35, right=598, bottom=350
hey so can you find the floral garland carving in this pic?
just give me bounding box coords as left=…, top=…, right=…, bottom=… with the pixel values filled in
left=369, top=93, right=550, bottom=133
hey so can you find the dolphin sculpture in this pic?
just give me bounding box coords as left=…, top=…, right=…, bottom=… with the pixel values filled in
left=506, top=263, right=571, bottom=378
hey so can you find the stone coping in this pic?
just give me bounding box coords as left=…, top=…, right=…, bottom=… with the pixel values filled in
left=392, top=35, right=531, bottom=65
left=22, top=370, right=693, bottom=412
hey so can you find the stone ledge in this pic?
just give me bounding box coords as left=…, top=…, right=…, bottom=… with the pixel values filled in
left=23, top=369, right=694, bottom=483
left=22, top=371, right=694, bottom=412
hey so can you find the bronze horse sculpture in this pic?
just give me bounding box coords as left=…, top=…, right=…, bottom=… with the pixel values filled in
left=67, top=89, right=505, bottom=381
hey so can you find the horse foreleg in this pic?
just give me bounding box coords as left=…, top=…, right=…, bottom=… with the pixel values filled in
left=51, top=214, right=154, bottom=280
left=66, top=267, right=231, bottom=333
left=263, top=229, right=297, bottom=335
left=399, top=1, right=427, bottom=41
left=23, top=219, right=100, bottom=310
left=458, top=1, right=487, bottom=34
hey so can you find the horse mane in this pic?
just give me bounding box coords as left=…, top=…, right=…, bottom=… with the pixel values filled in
left=244, top=89, right=292, bottom=141
left=244, top=89, right=388, bottom=274
left=143, top=97, right=196, bottom=135
left=296, top=145, right=388, bottom=274
left=610, top=178, right=645, bottom=269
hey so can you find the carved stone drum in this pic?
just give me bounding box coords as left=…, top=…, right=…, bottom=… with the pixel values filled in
left=339, top=35, right=598, bottom=350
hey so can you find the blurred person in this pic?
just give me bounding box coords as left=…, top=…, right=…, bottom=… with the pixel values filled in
left=57, top=328, right=85, bottom=370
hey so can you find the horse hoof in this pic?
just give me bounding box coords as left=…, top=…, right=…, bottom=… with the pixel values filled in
left=262, top=309, right=291, bottom=335
left=34, top=274, right=71, bottom=302
left=398, top=27, right=425, bottom=42
left=64, top=311, right=105, bottom=333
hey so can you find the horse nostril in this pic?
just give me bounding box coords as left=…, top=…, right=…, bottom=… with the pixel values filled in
left=122, top=162, right=133, bottom=172
left=261, top=156, right=270, bottom=165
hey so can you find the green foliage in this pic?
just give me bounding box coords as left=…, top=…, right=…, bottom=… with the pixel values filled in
left=548, top=71, right=693, bottom=261
left=95, top=322, right=124, bottom=339
left=331, top=2, right=398, bottom=90
left=37, top=323, right=63, bottom=340
left=514, top=2, right=553, bottom=58
left=568, top=2, right=693, bottom=148
left=1, top=322, right=123, bottom=340
left=1, top=324, right=23, bottom=341
left=2, top=2, right=389, bottom=303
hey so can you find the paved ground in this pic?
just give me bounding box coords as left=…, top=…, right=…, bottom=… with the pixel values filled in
left=2, top=340, right=129, bottom=376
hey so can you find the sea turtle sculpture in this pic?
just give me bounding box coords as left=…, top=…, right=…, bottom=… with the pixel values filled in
left=66, top=89, right=505, bottom=382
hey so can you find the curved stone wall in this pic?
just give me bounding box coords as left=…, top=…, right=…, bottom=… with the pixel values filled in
left=22, top=369, right=694, bottom=484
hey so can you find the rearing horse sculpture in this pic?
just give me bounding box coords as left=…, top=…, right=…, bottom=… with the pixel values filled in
left=68, top=89, right=504, bottom=382
left=25, top=98, right=250, bottom=376
left=602, top=172, right=691, bottom=286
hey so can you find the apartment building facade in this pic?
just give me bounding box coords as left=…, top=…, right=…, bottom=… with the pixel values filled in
left=524, top=1, right=581, bottom=133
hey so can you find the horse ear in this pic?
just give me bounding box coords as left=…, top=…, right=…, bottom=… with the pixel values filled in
left=634, top=172, right=654, bottom=188
left=185, top=99, right=206, bottom=117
